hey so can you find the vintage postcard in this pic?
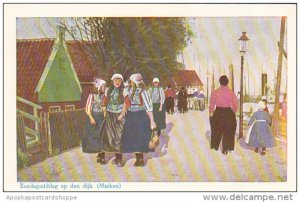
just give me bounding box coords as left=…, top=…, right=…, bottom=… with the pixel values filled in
left=3, top=3, right=297, bottom=192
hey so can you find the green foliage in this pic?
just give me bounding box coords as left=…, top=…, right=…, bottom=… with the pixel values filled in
left=60, top=17, right=193, bottom=84
left=17, top=149, right=29, bottom=169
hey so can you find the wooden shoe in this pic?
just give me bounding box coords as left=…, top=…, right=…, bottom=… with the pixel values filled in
left=112, top=159, right=124, bottom=167
left=96, top=152, right=106, bottom=165
left=261, top=148, right=266, bottom=156
left=134, top=160, right=145, bottom=167
left=222, top=150, right=228, bottom=155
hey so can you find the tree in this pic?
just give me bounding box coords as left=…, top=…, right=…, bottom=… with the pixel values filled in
left=59, top=17, right=193, bottom=84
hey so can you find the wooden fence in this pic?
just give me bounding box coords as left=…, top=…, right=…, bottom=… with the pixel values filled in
left=17, top=96, right=87, bottom=167
left=48, top=109, right=86, bottom=154
left=17, top=97, right=43, bottom=151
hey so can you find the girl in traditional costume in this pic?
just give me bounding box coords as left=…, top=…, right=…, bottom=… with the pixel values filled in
left=245, top=101, right=276, bottom=155
left=148, top=77, right=166, bottom=138
left=122, top=73, right=156, bottom=167
left=99, top=74, right=130, bottom=167
left=82, top=79, right=106, bottom=162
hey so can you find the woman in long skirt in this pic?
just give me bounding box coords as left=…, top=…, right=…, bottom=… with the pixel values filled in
left=165, top=86, right=175, bottom=114
left=148, top=77, right=166, bottom=138
left=177, top=87, right=188, bottom=113
left=122, top=73, right=156, bottom=167
left=99, top=73, right=130, bottom=167
left=82, top=79, right=106, bottom=162
left=245, top=101, right=276, bottom=155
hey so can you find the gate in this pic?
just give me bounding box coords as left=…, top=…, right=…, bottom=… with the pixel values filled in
left=17, top=97, right=87, bottom=166
left=48, top=109, right=86, bottom=155
left=17, top=97, right=47, bottom=152
left=17, top=96, right=48, bottom=166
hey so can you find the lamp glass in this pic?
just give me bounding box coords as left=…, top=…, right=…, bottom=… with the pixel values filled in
left=239, top=40, right=247, bottom=53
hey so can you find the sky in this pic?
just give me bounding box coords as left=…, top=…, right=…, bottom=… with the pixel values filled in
left=16, top=17, right=288, bottom=97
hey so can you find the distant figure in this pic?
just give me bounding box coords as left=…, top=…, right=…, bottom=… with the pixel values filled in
left=187, top=89, right=195, bottom=110
left=192, top=89, right=200, bottom=110
left=245, top=101, right=276, bottom=155
left=262, top=99, right=272, bottom=126
left=177, top=87, right=188, bottom=113
left=261, top=99, right=270, bottom=114
left=148, top=78, right=166, bottom=138
left=281, top=93, right=287, bottom=119
left=165, top=85, right=176, bottom=114
left=198, top=90, right=206, bottom=111
left=192, top=89, right=205, bottom=110
left=209, top=75, right=238, bottom=155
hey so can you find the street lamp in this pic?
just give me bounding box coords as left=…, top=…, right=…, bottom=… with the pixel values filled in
left=238, top=32, right=249, bottom=139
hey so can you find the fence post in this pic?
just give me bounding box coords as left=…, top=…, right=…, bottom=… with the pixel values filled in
left=39, top=112, right=46, bottom=153
left=43, top=112, right=48, bottom=155
left=34, top=108, right=40, bottom=141
left=17, top=113, right=27, bottom=153
left=47, top=113, right=53, bottom=156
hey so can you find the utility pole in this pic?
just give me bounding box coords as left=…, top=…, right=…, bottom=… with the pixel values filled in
left=206, top=58, right=209, bottom=104
left=229, top=64, right=234, bottom=92
left=211, top=65, right=215, bottom=92
left=198, top=63, right=201, bottom=82
left=272, top=16, right=286, bottom=136
left=218, top=61, right=221, bottom=78
left=247, top=62, right=250, bottom=99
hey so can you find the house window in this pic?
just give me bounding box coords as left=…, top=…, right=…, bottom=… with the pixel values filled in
left=49, top=106, right=61, bottom=113
left=65, top=105, right=75, bottom=111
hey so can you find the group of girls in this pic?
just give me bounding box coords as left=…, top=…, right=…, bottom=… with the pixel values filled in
left=82, top=73, right=166, bottom=167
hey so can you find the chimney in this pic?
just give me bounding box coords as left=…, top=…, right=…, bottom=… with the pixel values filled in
left=57, top=25, right=66, bottom=42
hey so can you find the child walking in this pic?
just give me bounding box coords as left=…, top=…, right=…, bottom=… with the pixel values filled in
left=245, top=101, right=276, bottom=155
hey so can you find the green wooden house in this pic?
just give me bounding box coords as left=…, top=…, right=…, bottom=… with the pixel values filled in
left=17, top=26, right=98, bottom=113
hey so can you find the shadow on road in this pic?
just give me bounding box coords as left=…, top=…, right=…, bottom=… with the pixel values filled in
left=145, top=122, right=173, bottom=164
left=205, top=130, right=211, bottom=143
left=238, top=137, right=253, bottom=151
left=120, top=122, right=174, bottom=166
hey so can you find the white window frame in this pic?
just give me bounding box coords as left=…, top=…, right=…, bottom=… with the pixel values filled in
left=65, top=105, right=75, bottom=111
left=49, top=106, right=61, bottom=113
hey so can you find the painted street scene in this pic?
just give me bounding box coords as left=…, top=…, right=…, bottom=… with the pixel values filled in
left=16, top=17, right=288, bottom=182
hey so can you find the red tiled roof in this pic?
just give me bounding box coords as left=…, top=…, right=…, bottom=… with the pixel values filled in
left=17, top=39, right=97, bottom=102
left=17, top=39, right=55, bottom=102
left=173, top=70, right=203, bottom=87
left=66, top=41, right=99, bottom=82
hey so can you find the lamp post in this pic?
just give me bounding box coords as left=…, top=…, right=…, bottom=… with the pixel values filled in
left=238, top=32, right=249, bottom=139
